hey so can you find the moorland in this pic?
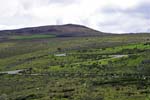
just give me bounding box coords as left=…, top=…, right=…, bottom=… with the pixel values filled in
left=0, top=24, right=150, bottom=100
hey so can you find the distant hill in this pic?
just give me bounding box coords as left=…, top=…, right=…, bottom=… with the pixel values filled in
left=0, top=24, right=109, bottom=37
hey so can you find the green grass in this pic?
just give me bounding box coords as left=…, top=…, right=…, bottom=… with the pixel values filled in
left=9, top=34, right=56, bottom=40
left=1, top=34, right=150, bottom=100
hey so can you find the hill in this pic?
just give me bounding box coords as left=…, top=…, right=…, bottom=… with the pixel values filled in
left=1, top=24, right=150, bottom=100
left=0, top=24, right=108, bottom=37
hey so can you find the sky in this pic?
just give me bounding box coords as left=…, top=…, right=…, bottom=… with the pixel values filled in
left=0, top=0, right=150, bottom=33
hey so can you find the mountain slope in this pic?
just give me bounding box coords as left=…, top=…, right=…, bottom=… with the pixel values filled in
left=0, top=24, right=108, bottom=37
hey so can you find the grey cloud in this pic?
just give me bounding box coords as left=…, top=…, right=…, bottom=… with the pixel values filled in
left=102, top=2, right=150, bottom=19
left=0, top=0, right=149, bottom=33
left=20, top=0, right=79, bottom=12
left=130, top=3, right=150, bottom=19
left=134, top=3, right=150, bottom=13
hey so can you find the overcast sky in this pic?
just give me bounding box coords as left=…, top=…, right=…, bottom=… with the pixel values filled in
left=0, top=0, right=150, bottom=33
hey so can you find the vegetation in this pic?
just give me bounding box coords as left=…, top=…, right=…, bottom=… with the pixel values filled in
left=0, top=32, right=150, bottom=100
left=9, top=34, right=56, bottom=40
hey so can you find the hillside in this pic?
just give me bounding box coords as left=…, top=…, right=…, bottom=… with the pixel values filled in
left=0, top=24, right=108, bottom=37
left=1, top=24, right=150, bottom=100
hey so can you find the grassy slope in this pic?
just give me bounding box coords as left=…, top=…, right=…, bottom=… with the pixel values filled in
left=9, top=34, right=56, bottom=40
left=0, top=34, right=150, bottom=100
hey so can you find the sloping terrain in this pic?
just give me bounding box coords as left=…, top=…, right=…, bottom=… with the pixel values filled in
left=0, top=25, right=150, bottom=100
left=0, top=24, right=108, bottom=37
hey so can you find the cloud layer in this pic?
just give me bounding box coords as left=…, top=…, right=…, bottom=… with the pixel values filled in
left=0, top=0, right=150, bottom=33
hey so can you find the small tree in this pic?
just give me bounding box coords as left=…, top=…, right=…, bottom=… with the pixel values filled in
left=57, top=47, right=61, bottom=52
